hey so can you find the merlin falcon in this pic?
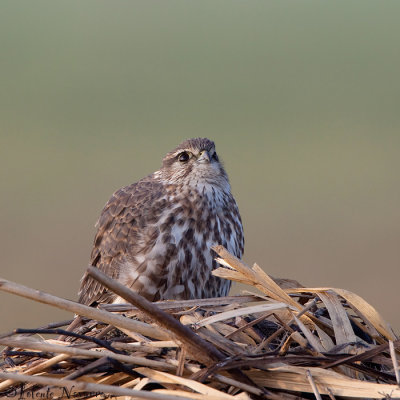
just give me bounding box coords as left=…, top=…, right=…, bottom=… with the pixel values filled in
left=78, top=138, right=244, bottom=306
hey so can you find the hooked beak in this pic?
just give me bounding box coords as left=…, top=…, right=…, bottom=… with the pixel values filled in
left=198, top=150, right=211, bottom=163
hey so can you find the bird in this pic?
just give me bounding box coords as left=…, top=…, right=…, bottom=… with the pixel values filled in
left=78, top=138, right=244, bottom=306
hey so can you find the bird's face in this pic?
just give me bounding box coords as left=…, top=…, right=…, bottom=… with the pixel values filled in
left=161, top=138, right=229, bottom=190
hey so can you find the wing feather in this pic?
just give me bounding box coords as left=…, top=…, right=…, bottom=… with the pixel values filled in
left=78, top=174, right=165, bottom=306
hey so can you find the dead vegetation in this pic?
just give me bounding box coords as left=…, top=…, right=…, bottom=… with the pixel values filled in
left=0, top=245, right=399, bottom=399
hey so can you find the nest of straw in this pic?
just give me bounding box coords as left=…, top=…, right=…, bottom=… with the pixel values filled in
left=0, top=245, right=399, bottom=399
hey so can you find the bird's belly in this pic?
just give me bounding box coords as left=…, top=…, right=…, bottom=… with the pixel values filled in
left=160, top=213, right=239, bottom=300
left=119, top=206, right=242, bottom=302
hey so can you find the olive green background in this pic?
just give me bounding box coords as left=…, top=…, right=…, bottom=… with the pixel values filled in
left=1, top=1, right=399, bottom=332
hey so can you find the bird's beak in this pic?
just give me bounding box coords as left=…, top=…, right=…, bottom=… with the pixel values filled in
left=198, top=150, right=211, bottom=163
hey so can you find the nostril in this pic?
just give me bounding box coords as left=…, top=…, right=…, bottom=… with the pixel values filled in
left=199, top=150, right=210, bottom=162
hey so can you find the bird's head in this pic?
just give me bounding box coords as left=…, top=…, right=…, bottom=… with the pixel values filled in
left=160, top=138, right=230, bottom=191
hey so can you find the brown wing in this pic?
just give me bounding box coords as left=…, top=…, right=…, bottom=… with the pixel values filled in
left=78, top=174, right=165, bottom=306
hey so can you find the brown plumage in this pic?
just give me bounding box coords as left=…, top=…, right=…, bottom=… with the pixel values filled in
left=78, top=138, right=244, bottom=306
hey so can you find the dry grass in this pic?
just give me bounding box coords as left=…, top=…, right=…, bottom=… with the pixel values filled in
left=0, top=245, right=399, bottom=399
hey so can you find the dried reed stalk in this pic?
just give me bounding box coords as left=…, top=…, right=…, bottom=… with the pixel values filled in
left=0, top=278, right=168, bottom=340
left=87, top=266, right=225, bottom=366
left=1, top=246, right=399, bottom=399
left=0, top=371, right=196, bottom=400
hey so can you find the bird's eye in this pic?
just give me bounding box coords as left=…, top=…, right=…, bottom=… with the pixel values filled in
left=178, top=152, right=190, bottom=162
left=212, top=152, right=219, bottom=162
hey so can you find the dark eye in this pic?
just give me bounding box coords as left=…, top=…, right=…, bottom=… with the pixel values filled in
left=212, top=152, right=219, bottom=162
left=178, top=152, right=190, bottom=162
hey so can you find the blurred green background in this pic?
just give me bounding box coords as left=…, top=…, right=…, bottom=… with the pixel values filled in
left=1, top=1, right=399, bottom=332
